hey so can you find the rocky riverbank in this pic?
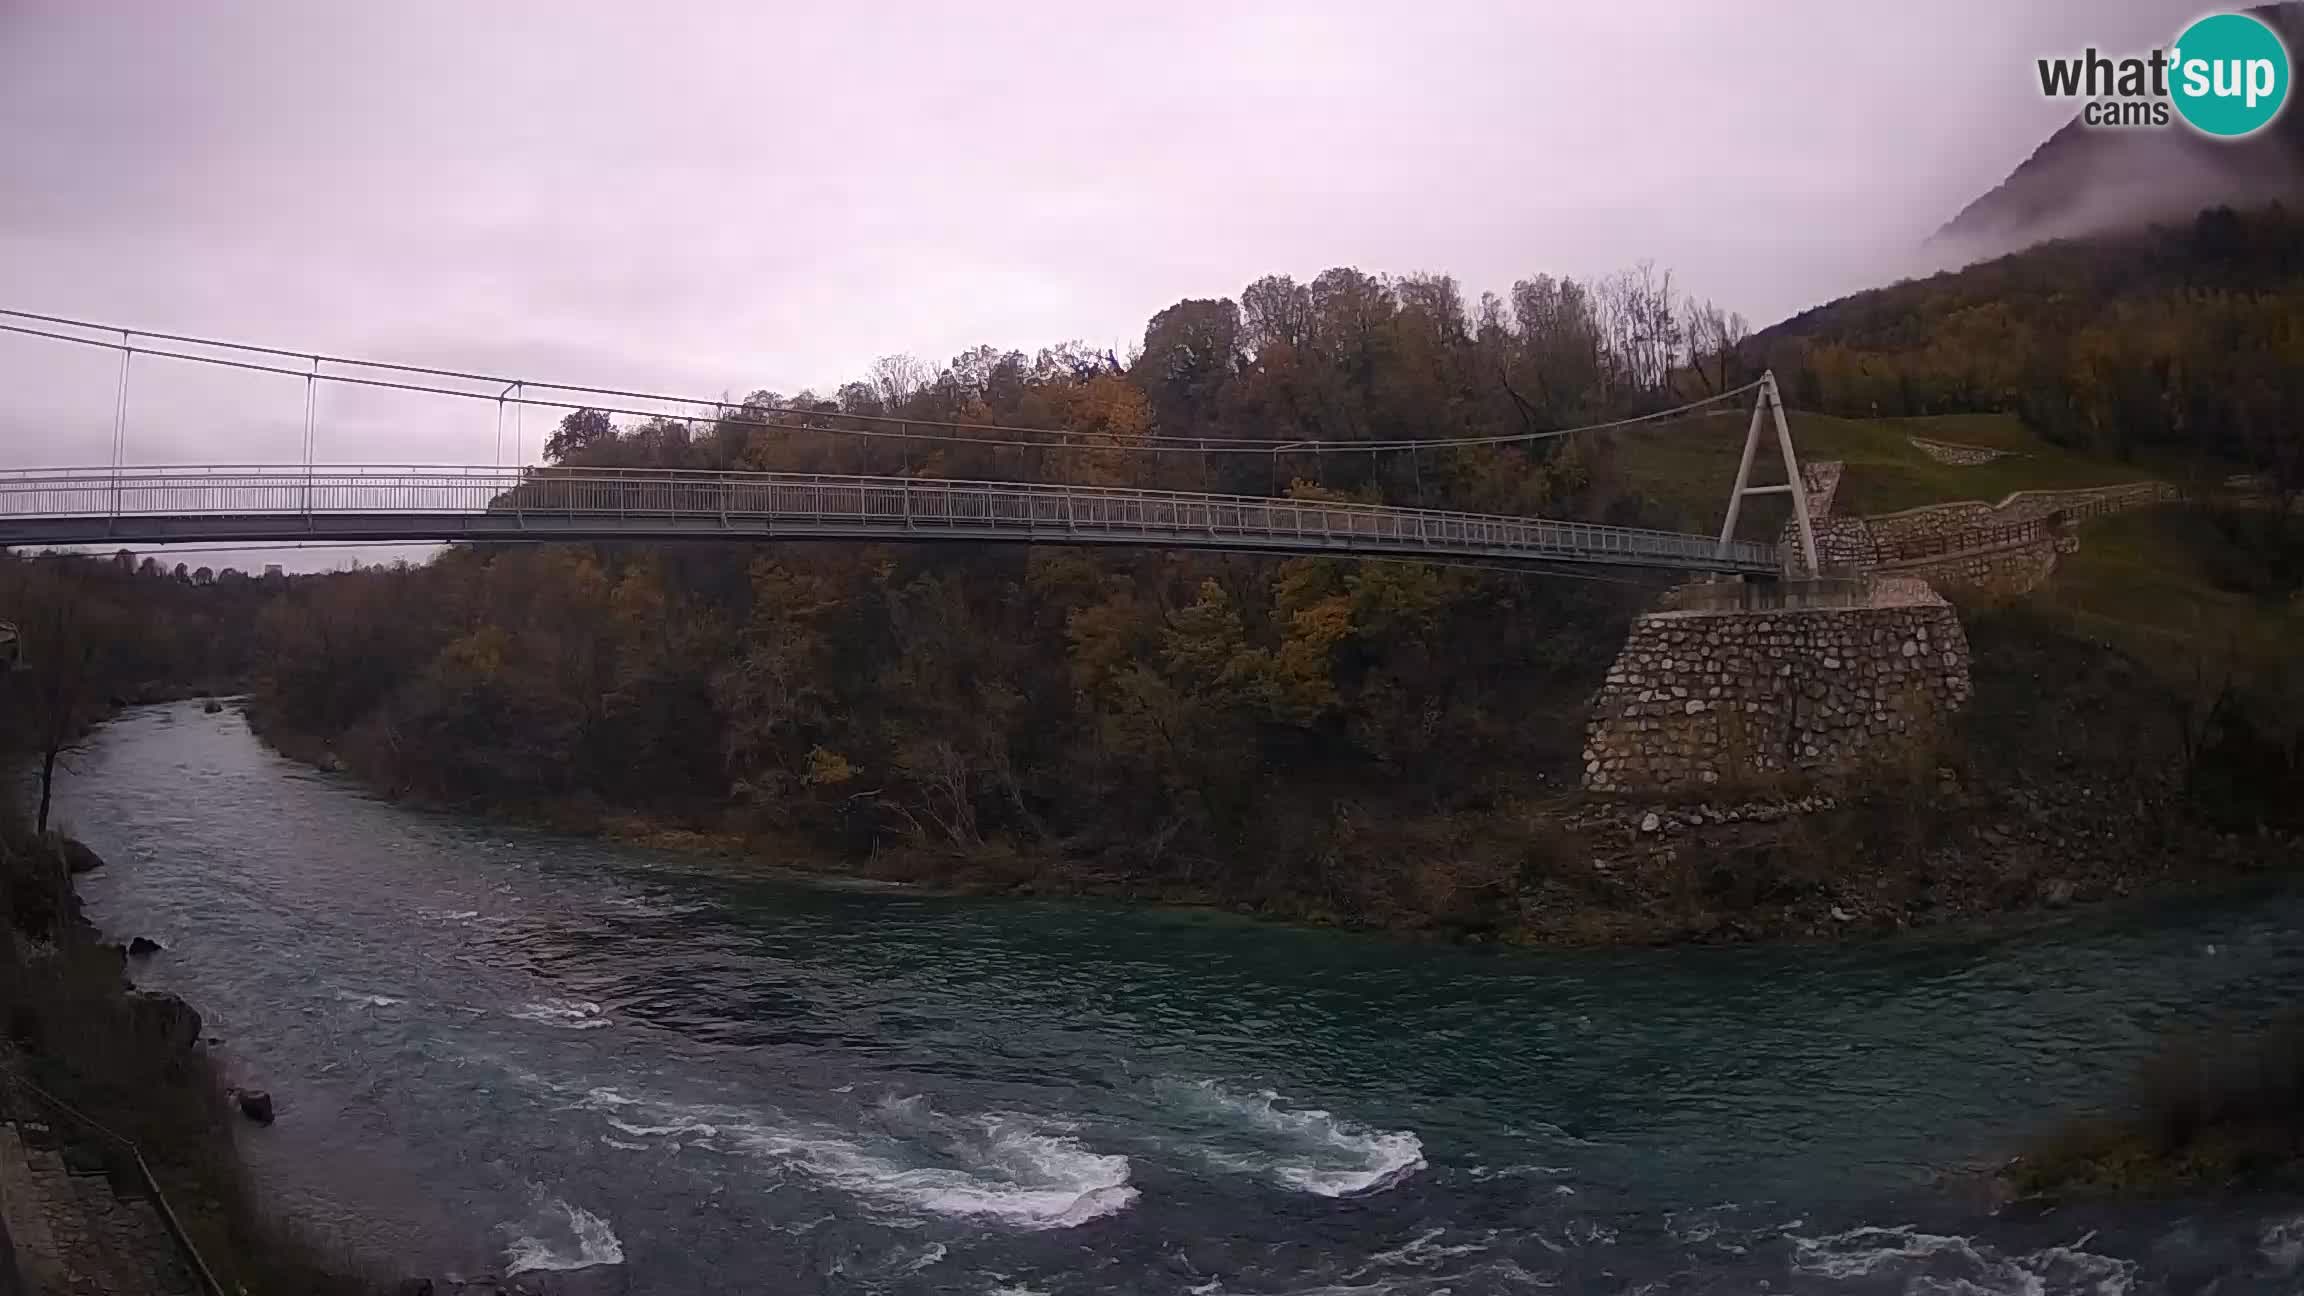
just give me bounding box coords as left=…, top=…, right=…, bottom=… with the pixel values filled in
left=1, top=820, right=642, bottom=1296
left=0, top=821, right=390, bottom=1295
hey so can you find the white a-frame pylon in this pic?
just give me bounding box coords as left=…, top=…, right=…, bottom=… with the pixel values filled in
left=1716, top=370, right=1819, bottom=575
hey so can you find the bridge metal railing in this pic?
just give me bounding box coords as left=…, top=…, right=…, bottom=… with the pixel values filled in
left=0, top=465, right=1781, bottom=573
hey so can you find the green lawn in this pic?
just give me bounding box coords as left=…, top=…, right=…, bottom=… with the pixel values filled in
left=1607, top=410, right=2170, bottom=543
left=2030, top=508, right=2303, bottom=678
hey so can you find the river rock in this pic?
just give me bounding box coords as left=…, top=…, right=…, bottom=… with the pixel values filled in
left=127, top=936, right=163, bottom=956
left=437, top=1274, right=623, bottom=1296
left=513, top=1268, right=631, bottom=1296
left=203, top=699, right=224, bottom=714
left=317, top=751, right=346, bottom=773
left=236, top=1089, right=276, bottom=1125
left=126, top=990, right=201, bottom=1050
left=57, top=838, right=105, bottom=875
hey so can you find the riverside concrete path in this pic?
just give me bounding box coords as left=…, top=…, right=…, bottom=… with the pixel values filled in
left=0, top=1119, right=189, bottom=1296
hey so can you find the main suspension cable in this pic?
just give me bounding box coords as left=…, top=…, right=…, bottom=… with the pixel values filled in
left=0, top=308, right=1761, bottom=456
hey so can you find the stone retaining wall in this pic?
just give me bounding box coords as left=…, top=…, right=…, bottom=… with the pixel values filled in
left=1583, top=590, right=1972, bottom=796
left=1865, top=481, right=2176, bottom=547
left=1764, top=473, right=2174, bottom=595
left=1864, top=481, right=2174, bottom=595
left=1909, top=436, right=2008, bottom=466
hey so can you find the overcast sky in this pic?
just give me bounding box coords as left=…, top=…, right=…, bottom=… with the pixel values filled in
left=0, top=0, right=2198, bottom=566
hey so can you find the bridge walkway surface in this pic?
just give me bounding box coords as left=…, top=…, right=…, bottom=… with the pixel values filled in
left=0, top=466, right=1782, bottom=575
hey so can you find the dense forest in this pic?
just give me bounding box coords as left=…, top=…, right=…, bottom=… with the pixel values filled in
left=0, top=553, right=269, bottom=832
left=247, top=256, right=1775, bottom=923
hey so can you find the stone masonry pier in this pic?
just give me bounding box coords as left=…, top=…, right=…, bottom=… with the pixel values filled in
left=1582, top=577, right=1972, bottom=797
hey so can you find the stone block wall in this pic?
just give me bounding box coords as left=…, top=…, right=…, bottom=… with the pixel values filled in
left=1808, top=518, right=1878, bottom=573
left=1778, top=461, right=1873, bottom=576
left=1800, top=460, right=1842, bottom=518
left=1884, top=536, right=2060, bottom=596
left=1583, top=591, right=1972, bottom=797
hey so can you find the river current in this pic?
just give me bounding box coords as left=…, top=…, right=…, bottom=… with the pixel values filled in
left=48, top=702, right=2304, bottom=1294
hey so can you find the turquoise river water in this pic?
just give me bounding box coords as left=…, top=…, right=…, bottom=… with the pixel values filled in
left=50, top=702, right=2304, bottom=1294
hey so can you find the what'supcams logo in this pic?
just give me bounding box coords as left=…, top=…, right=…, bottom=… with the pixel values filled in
left=2039, top=11, right=2290, bottom=137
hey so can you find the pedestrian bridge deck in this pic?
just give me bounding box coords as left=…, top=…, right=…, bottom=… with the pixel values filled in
left=0, top=466, right=1781, bottom=574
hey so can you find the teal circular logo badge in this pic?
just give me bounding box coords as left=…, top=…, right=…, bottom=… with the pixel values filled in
left=2171, top=12, right=2291, bottom=137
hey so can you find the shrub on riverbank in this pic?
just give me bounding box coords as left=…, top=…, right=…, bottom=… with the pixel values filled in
left=2008, top=1015, right=2304, bottom=1198
left=0, top=817, right=389, bottom=1295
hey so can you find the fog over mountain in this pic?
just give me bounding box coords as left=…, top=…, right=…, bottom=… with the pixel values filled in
left=1931, top=2, right=2304, bottom=261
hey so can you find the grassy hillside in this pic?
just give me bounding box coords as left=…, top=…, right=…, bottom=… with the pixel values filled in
left=1608, top=409, right=2171, bottom=541
left=2033, top=508, right=2304, bottom=675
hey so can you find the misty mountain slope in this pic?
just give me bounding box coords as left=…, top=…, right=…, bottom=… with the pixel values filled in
left=1932, top=2, right=2304, bottom=260
left=1768, top=206, right=2303, bottom=347
left=1754, top=203, right=2304, bottom=482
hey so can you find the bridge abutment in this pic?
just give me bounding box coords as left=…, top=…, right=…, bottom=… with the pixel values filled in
left=1581, top=577, right=1972, bottom=797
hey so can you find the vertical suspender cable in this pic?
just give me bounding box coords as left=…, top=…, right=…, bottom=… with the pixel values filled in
left=302, top=356, right=318, bottom=521
left=496, top=381, right=520, bottom=491
left=110, top=330, right=134, bottom=526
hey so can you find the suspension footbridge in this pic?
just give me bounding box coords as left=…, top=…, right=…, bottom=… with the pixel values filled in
left=0, top=465, right=1780, bottom=573
left=0, top=310, right=1815, bottom=576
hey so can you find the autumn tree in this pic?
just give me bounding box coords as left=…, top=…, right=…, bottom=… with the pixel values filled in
left=869, top=354, right=932, bottom=413
left=1134, top=298, right=1241, bottom=425
left=1683, top=296, right=1749, bottom=394
left=8, top=564, right=124, bottom=834
left=544, top=408, right=617, bottom=463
